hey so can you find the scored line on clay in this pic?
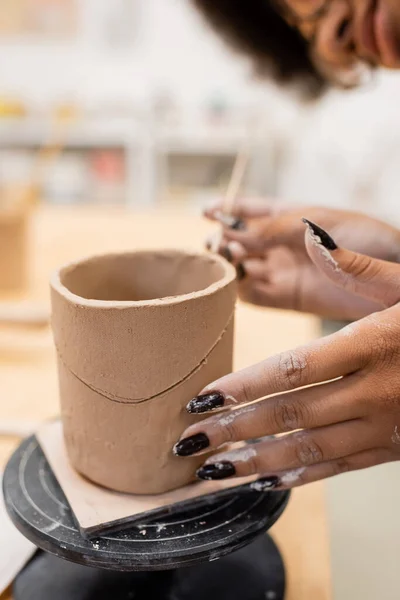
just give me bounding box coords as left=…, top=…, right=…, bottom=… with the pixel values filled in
left=55, top=312, right=235, bottom=405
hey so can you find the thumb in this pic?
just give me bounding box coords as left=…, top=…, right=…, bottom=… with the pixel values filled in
left=303, top=218, right=400, bottom=307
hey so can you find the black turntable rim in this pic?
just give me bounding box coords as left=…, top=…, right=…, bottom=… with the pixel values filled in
left=3, top=436, right=290, bottom=572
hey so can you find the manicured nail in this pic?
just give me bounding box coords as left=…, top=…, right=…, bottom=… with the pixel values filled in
left=230, top=218, right=246, bottom=231
left=174, top=433, right=210, bottom=457
left=236, top=263, right=246, bottom=280
left=220, top=246, right=233, bottom=263
left=302, top=218, right=337, bottom=251
left=250, top=476, right=281, bottom=492
left=187, top=392, right=225, bottom=414
left=197, top=461, right=236, bottom=480
left=205, top=234, right=214, bottom=251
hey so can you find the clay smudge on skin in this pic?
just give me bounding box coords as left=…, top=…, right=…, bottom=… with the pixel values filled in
left=307, top=227, right=340, bottom=273
left=391, top=426, right=400, bottom=445
left=340, top=322, right=360, bottom=337
left=217, top=404, right=256, bottom=427
left=280, top=467, right=306, bottom=485
left=207, top=445, right=257, bottom=465
left=250, top=480, right=270, bottom=492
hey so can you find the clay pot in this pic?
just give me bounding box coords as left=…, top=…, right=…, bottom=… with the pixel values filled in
left=51, top=250, right=237, bottom=495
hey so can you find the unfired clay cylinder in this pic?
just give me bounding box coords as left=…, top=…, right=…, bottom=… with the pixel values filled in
left=51, top=250, right=237, bottom=495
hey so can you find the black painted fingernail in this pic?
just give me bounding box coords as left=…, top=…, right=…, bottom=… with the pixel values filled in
left=220, top=246, right=233, bottom=263
left=187, top=392, right=225, bottom=414
left=216, top=212, right=246, bottom=230
left=250, top=476, right=281, bottom=492
left=197, top=461, right=236, bottom=480
left=236, top=263, right=246, bottom=280
left=174, top=433, right=210, bottom=457
left=231, top=218, right=246, bottom=231
left=302, top=218, right=337, bottom=251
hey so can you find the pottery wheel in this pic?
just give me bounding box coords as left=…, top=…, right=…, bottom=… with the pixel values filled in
left=4, top=436, right=289, bottom=599
left=3, top=436, right=289, bottom=570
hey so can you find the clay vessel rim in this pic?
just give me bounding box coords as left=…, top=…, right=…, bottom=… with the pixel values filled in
left=50, top=249, right=236, bottom=309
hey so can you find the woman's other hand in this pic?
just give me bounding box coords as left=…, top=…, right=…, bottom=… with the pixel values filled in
left=206, top=199, right=400, bottom=320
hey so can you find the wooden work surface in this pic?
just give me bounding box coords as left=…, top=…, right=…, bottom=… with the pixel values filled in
left=0, top=206, right=331, bottom=600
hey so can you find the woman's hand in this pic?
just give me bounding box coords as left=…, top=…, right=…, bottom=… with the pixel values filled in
left=174, top=220, right=400, bottom=490
left=206, top=199, right=400, bottom=320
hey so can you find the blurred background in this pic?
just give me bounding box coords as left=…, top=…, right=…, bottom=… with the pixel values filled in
left=1, top=2, right=400, bottom=600
left=0, top=0, right=399, bottom=219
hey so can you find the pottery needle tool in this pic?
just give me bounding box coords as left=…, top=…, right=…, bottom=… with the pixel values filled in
left=210, top=144, right=249, bottom=253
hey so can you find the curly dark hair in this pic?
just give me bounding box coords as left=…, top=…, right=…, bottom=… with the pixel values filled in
left=191, top=0, right=328, bottom=97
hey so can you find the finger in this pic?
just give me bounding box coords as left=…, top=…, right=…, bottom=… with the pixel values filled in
left=222, top=211, right=310, bottom=255
left=303, top=219, right=400, bottom=307
left=204, top=197, right=280, bottom=221
left=220, top=242, right=248, bottom=264
left=205, top=231, right=248, bottom=264
left=274, top=448, right=394, bottom=489
left=242, top=448, right=394, bottom=491
left=239, top=280, right=297, bottom=310
left=185, top=324, right=370, bottom=414
left=195, top=419, right=379, bottom=480
left=237, top=264, right=304, bottom=310
left=240, top=258, right=269, bottom=280
left=179, top=375, right=364, bottom=450
left=205, top=232, right=219, bottom=252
